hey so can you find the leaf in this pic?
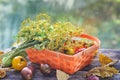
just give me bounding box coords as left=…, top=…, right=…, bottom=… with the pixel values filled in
left=56, top=70, right=70, bottom=80
left=85, top=66, right=119, bottom=78
left=99, top=53, right=113, bottom=66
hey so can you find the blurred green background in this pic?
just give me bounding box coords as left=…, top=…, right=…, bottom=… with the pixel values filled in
left=0, top=0, right=120, bottom=50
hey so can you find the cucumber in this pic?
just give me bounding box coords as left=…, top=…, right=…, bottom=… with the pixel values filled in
left=2, top=56, right=13, bottom=67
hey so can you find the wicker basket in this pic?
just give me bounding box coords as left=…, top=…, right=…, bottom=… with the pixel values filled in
left=26, top=34, right=100, bottom=74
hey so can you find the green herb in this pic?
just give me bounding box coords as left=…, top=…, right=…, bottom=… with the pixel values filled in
left=0, top=13, right=83, bottom=66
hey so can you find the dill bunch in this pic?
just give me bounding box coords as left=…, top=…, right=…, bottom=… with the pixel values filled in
left=18, top=13, right=83, bottom=51
left=0, top=13, right=83, bottom=67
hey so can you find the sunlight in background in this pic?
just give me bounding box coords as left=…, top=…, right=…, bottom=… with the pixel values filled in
left=0, top=0, right=120, bottom=49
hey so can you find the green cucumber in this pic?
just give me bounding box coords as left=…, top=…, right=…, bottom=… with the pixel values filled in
left=2, top=56, right=13, bottom=67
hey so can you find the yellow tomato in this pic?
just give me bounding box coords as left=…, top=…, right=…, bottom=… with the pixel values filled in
left=64, top=47, right=75, bottom=55
left=12, top=56, right=27, bottom=71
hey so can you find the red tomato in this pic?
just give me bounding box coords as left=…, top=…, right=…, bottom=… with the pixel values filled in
left=74, top=47, right=86, bottom=53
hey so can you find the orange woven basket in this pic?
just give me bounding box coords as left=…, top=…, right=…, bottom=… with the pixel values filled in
left=26, top=34, right=100, bottom=74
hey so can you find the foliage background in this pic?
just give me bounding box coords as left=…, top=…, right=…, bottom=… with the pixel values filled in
left=0, top=0, right=120, bottom=49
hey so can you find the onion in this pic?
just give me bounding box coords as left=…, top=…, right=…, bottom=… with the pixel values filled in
left=39, top=64, right=51, bottom=75
left=21, top=67, right=33, bottom=80
left=21, top=63, right=35, bottom=80
left=87, top=75, right=99, bottom=80
left=27, top=62, right=35, bottom=73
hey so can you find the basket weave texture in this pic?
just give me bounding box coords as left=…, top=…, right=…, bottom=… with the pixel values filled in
left=26, top=34, right=100, bottom=74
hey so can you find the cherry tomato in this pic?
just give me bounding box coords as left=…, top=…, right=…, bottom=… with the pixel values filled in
left=76, top=48, right=86, bottom=53
left=74, top=46, right=86, bottom=53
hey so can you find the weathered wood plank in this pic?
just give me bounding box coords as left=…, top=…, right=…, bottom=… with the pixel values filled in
left=2, top=49, right=120, bottom=80
left=83, top=49, right=120, bottom=71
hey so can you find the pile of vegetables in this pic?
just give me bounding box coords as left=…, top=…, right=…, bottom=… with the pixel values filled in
left=0, top=13, right=91, bottom=79
left=0, top=13, right=119, bottom=80
left=0, top=13, right=83, bottom=67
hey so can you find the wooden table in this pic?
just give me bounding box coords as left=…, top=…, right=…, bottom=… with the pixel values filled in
left=2, top=49, right=120, bottom=80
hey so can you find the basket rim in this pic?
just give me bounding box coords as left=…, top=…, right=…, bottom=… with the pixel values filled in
left=25, top=33, right=101, bottom=74
left=26, top=33, right=100, bottom=57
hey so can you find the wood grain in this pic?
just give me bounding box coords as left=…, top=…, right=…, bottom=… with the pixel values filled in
left=2, top=49, right=120, bottom=80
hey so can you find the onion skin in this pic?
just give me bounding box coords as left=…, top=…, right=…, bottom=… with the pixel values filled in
left=27, top=62, right=35, bottom=73
left=21, top=64, right=35, bottom=80
left=87, top=75, right=99, bottom=80
left=21, top=67, right=32, bottom=80
left=40, top=64, right=51, bottom=75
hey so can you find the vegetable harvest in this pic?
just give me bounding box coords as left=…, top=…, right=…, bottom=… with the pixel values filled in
left=0, top=13, right=118, bottom=80
left=0, top=13, right=83, bottom=67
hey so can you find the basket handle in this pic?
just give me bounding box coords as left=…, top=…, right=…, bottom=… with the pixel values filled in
left=76, top=33, right=100, bottom=47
